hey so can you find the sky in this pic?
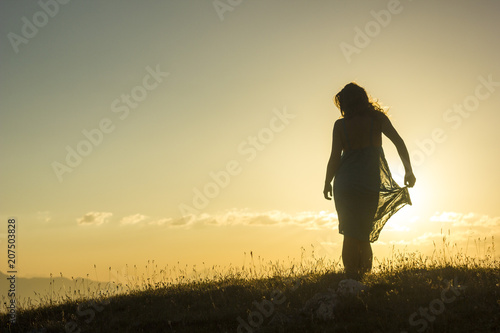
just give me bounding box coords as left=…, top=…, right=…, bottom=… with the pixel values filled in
left=1, top=0, right=499, bottom=283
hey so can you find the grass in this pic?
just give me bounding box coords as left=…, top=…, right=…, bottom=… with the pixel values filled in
left=1, top=238, right=499, bottom=333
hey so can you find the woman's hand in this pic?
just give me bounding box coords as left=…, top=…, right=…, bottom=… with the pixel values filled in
left=324, top=182, right=333, bottom=200
left=404, top=171, right=416, bottom=188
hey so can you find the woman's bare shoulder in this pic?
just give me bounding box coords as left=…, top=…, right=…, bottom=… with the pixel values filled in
left=373, top=112, right=390, bottom=128
left=373, top=111, right=389, bottom=121
left=333, top=118, right=344, bottom=128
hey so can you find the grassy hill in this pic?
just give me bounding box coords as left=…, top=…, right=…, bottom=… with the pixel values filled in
left=1, top=247, right=499, bottom=332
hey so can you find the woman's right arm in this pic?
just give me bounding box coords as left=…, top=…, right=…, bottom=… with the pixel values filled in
left=323, top=119, right=343, bottom=199
left=381, top=114, right=416, bottom=187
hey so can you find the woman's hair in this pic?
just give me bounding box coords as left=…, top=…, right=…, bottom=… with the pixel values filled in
left=334, top=82, right=387, bottom=118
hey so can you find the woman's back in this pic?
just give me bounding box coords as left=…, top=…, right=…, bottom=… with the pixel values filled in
left=341, top=114, right=383, bottom=151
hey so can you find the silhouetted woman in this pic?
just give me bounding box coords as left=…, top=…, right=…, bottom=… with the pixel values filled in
left=323, top=82, right=415, bottom=280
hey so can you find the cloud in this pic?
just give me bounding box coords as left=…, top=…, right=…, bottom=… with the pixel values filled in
left=148, top=218, right=173, bottom=226
left=172, top=209, right=339, bottom=230
left=430, top=211, right=500, bottom=228
left=389, top=232, right=443, bottom=245
left=72, top=210, right=336, bottom=229
left=383, top=211, right=500, bottom=247
left=77, top=212, right=112, bottom=226
left=430, top=211, right=463, bottom=223
left=120, top=214, right=149, bottom=225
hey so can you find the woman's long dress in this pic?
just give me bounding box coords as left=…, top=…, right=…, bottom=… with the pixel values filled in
left=333, top=118, right=411, bottom=242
